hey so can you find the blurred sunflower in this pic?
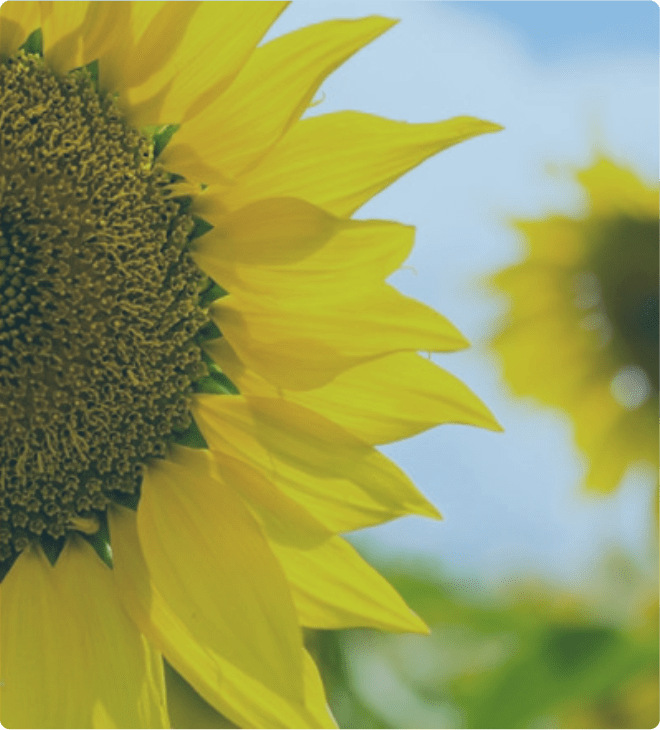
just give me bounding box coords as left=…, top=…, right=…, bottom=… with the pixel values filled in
left=490, top=157, right=658, bottom=493
left=0, top=2, right=502, bottom=728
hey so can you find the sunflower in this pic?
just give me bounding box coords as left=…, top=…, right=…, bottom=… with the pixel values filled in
left=489, top=156, right=658, bottom=493
left=0, top=3, right=502, bottom=728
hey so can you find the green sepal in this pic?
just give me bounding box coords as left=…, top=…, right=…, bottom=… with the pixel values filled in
left=175, top=196, right=194, bottom=215
left=190, top=216, right=214, bottom=241
left=111, top=490, right=140, bottom=511
left=84, top=59, right=99, bottom=91
left=19, top=28, right=43, bottom=56
left=82, top=512, right=113, bottom=569
left=196, top=352, right=240, bottom=395
left=40, top=533, right=66, bottom=566
left=193, top=373, right=238, bottom=395
left=153, top=124, right=180, bottom=158
left=199, top=280, right=228, bottom=308
left=0, top=553, right=18, bottom=583
left=172, top=415, right=209, bottom=449
left=196, top=320, right=222, bottom=342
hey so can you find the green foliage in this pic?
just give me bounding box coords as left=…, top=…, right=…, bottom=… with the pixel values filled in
left=310, top=561, right=659, bottom=729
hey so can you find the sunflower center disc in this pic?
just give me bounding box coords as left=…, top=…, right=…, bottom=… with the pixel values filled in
left=586, top=216, right=659, bottom=392
left=0, top=52, right=209, bottom=567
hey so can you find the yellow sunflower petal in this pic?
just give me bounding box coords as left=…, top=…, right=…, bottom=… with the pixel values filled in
left=288, top=351, right=502, bottom=444
left=193, top=394, right=441, bottom=532
left=192, top=196, right=344, bottom=271
left=0, top=539, right=168, bottom=729
left=493, top=314, right=596, bottom=405
left=212, top=452, right=333, bottom=549
left=583, top=403, right=658, bottom=493
left=164, top=663, right=236, bottom=730
left=509, top=218, right=584, bottom=267
left=202, top=337, right=277, bottom=398
left=270, top=535, right=429, bottom=633
left=196, top=212, right=415, bottom=304
left=40, top=0, right=92, bottom=74
left=136, top=445, right=305, bottom=703
left=211, top=284, right=468, bottom=390
left=164, top=16, right=395, bottom=182
left=579, top=156, right=658, bottom=218
left=493, top=262, right=577, bottom=317
left=110, top=507, right=337, bottom=729
left=124, top=2, right=288, bottom=126
left=221, top=112, right=502, bottom=215
left=0, top=0, right=39, bottom=57
left=205, top=340, right=500, bottom=444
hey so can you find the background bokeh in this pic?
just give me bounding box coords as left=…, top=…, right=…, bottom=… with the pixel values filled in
left=263, top=3, right=659, bottom=728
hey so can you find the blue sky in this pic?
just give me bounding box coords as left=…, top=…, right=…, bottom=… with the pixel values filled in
left=267, top=2, right=658, bottom=589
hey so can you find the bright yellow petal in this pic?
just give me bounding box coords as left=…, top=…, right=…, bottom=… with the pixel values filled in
left=164, top=16, right=395, bottom=182
left=220, top=112, right=502, bottom=215
left=192, top=196, right=345, bottom=271
left=211, top=283, right=468, bottom=390
left=509, top=218, right=585, bottom=268
left=40, top=0, right=92, bottom=74
left=164, top=663, right=237, bottom=730
left=579, top=156, right=659, bottom=218
left=124, top=2, right=288, bottom=126
left=110, top=507, right=337, bottom=729
left=195, top=212, right=415, bottom=305
left=492, top=261, right=578, bottom=318
left=0, top=539, right=168, bottom=729
left=0, top=0, right=39, bottom=57
left=204, top=340, right=500, bottom=445
left=583, top=401, right=658, bottom=492
left=270, top=535, right=429, bottom=633
left=288, top=351, right=502, bottom=444
left=136, top=445, right=305, bottom=703
left=193, top=394, right=440, bottom=532
left=212, top=452, right=333, bottom=549
left=493, top=314, right=597, bottom=405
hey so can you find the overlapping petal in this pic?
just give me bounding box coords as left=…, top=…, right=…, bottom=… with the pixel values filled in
left=135, top=445, right=304, bottom=703
left=116, top=1, right=289, bottom=126
left=193, top=394, right=441, bottom=532
left=220, top=112, right=502, bottom=216
left=211, top=284, right=468, bottom=390
left=208, top=339, right=500, bottom=445
left=211, top=452, right=333, bottom=550
left=191, top=435, right=429, bottom=635
left=0, top=0, right=39, bottom=57
left=110, top=507, right=336, bottom=729
left=0, top=540, right=168, bottom=729
left=163, top=16, right=395, bottom=182
left=193, top=206, right=415, bottom=305
left=36, top=2, right=287, bottom=126
left=40, top=0, right=92, bottom=73
left=287, top=351, right=502, bottom=444
left=269, top=535, right=429, bottom=633
left=191, top=196, right=346, bottom=272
